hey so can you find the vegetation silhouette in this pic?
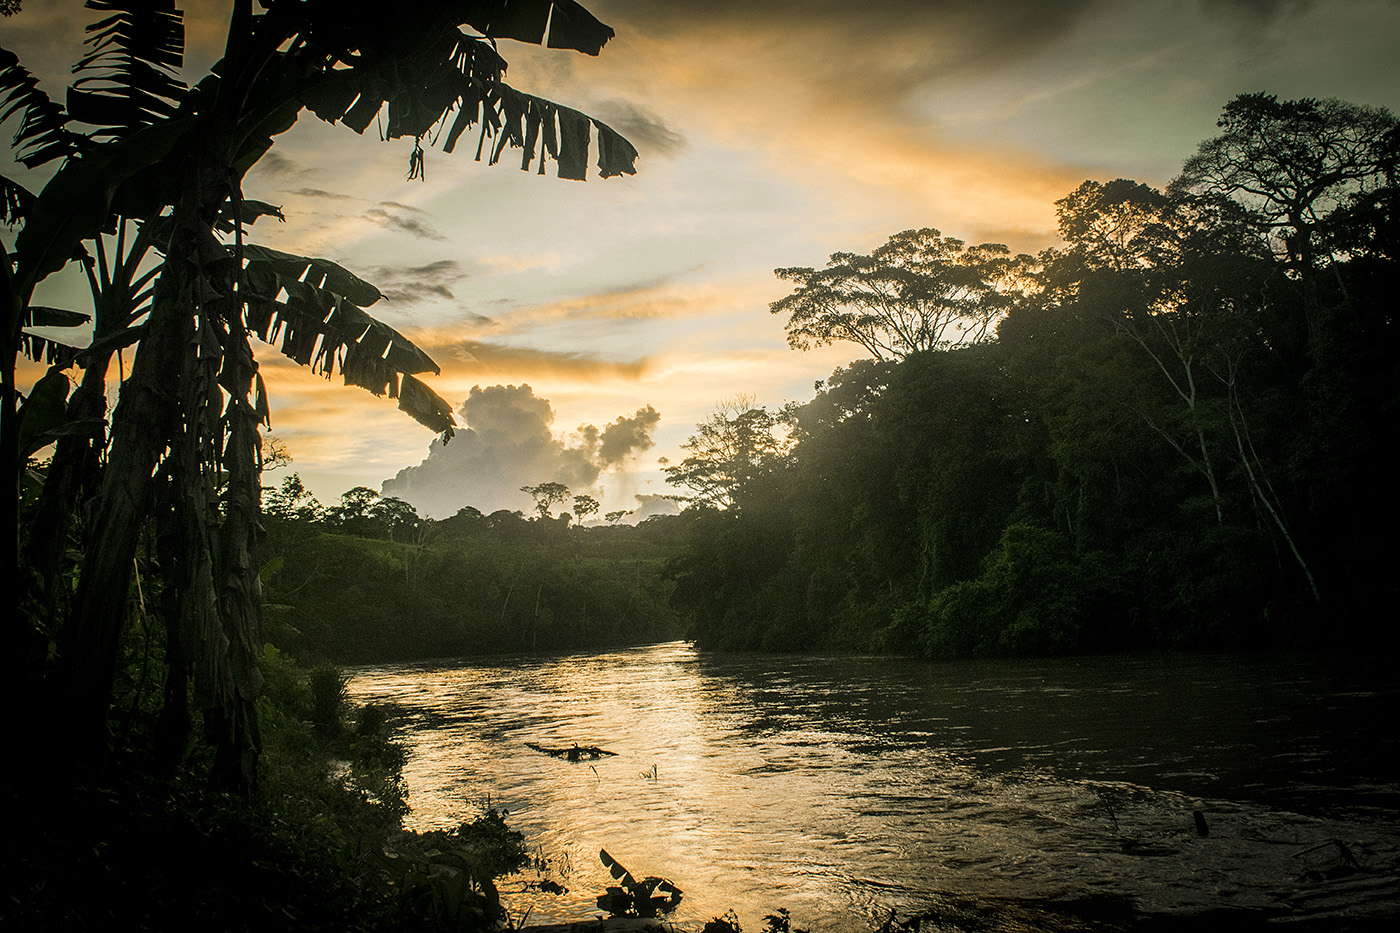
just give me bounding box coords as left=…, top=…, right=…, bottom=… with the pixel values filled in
left=5, top=0, right=635, bottom=788
left=771, top=227, right=1034, bottom=360
left=672, top=92, right=1397, bottom=657
left=4, top=1, right=640, bottom=929
left=260, top=484, right=684, bottom=662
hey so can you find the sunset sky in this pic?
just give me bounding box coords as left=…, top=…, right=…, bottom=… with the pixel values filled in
left=7, top=0, right=1400, bottom=519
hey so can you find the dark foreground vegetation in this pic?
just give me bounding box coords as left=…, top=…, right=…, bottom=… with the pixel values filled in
left=3, top=1, right=645, bottom=929
left=5, top=653, right=534, bottom=931
left=665, top=93, right=1399, bottom=659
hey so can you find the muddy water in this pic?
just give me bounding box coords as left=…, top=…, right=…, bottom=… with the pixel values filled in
left=347, top=643, right=1400, bottom=929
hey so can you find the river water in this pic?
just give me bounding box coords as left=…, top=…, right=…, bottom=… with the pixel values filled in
left=347, top=643, right=1400, bottom=929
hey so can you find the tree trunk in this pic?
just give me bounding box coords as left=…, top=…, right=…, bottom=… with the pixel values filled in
left=1223, top=369, right=1321, bottom=604
left=29, top=352, right=112, bottom=624
left=59, top=195, right=205, bottom=770
left=208, top=303, right=265, bottom=793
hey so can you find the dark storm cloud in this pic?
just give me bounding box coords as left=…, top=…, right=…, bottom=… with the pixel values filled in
left=590, top=100, right=687, bottom=156
left=596, top=0, right=1108, bottom=89
left=381, top=384, right=660, bottom=518
left=1198, top=0, right=1315, bottom=20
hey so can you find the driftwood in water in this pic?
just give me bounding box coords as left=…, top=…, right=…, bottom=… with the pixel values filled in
left=526, top=741, right=617, bottom=761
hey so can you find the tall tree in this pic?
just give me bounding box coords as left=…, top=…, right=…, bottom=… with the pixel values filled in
left=664, top=397, right=791, bottom=509
left=1169, top=94, right=1400, bottom=600
left=770, top=228, right=1034, bottom=362
left=572, top=493, right=600, bottom=521
left=1046, top=177, right=1321, bottom=600
left=1172, top=93, right=1397, bottom=275
left=521, top=481, right=571, bottom=519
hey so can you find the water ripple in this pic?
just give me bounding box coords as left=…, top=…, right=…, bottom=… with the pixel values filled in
left=348, top=643, right=1400, bottom=930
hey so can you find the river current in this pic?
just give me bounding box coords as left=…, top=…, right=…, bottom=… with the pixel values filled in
left=347, top=643, right=1400, bottom=929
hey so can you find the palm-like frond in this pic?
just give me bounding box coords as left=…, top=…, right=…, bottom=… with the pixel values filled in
left=17, top=305, right=93, bottom=367
left=240, top=244, right=456, bottom=437
left=464, top=0, right=616, bottom=55
left=67, top=0, right=187, bottom=139
left=294, top=0, right=615, bottom=58
left=12, top=115, right=193, bottom=292
left=0, top=46, right=89, bottom=167
left=25, top=306, right=91, bottom=327
left=291, top=4, right=641, bottom=179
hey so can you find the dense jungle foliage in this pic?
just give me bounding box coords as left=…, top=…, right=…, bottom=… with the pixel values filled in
left=4, top=1, right=637, bottom=928
left=665, top=95, right=1399, bottom=658
left=260, top=483, right=684, bottom=663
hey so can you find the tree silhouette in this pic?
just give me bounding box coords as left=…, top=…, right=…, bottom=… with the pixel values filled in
left=664, top=397, right=790, bottom=509
left=1172, top=93, right=1397, bottom=273
left=770, top=228, right=1034, bottom=361
left=3, top=0, right=637, bottom=788
left=521, top=482, right=571, bottom=519
left=573, top=494, right=600, bottom=522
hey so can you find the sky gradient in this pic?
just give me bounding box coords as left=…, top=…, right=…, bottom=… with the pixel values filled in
left=7, top=0, right=1400, bottom=519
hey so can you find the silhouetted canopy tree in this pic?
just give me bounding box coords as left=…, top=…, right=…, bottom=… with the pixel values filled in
left=262, top=471, right=322, bottom=523
left=1053, top=179, right=1178, bottom=273
left=521, top=481, right=571, bottom=519
left=573, top=493, right=600, bottom=521
left=1048, top=182, right=1266, bottom=502
left=664, top=397, right=791, bottom=509
left=2, top=0, right=637, bottom=789
left=1164, top=96, right=1400, bottom=605
left=1171, top=92, right=1398, bottom=272
left=770, top=228, right=1034, bottom=361
left=1041, top=178, right=1322, bottom=601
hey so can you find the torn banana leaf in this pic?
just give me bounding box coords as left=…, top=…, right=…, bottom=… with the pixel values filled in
left=240, top=247, right=455, bottom=437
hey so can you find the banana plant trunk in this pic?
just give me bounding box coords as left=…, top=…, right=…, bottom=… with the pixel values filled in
left=62, top=189, right=265, bottom=791
left=61, top=241, right=187, bottom=769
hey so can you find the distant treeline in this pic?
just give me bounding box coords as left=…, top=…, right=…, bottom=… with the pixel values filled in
left=268, top=94, right=1398, bottom=663
left=260, top=489, right=685, bottom=663
left=663, top=94, right=1399, bottom=658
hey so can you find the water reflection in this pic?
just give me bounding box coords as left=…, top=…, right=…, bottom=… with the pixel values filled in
left=348, top=643, right=1400, bottom=929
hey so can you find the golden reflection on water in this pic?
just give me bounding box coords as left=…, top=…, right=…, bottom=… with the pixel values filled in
left=347, top=643, right=1400, bottom=931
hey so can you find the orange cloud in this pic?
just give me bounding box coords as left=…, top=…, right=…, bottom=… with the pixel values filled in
left=429, top=340, right=652, bottom=383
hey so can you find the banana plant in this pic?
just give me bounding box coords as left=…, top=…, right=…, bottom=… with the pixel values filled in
left=3, top=0, right=638, bottom=788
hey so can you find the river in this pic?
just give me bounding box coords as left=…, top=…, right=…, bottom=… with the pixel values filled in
left=346, top=642, right=1400, bottom=930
